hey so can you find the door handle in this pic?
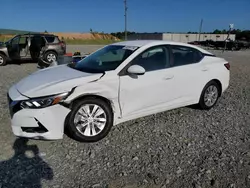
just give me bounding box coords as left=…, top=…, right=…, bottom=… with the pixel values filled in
left=164, top=75, right=174, bottom=80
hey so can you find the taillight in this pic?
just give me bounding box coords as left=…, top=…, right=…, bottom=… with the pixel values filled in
left=224, top=63, right=230, bottom=70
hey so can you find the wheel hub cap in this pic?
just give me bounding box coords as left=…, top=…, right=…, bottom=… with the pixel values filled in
left=88, top=117, right=93, bottom=123
left=74, top=104, right=107, bottom=137
left=47, top=54, right=56, bottom=62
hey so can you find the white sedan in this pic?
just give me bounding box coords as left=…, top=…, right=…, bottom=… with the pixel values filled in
left=7, top=40, right=230, bottom=142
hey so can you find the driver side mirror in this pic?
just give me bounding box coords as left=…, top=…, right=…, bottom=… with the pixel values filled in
left=127, top=65, right=145, bottom=75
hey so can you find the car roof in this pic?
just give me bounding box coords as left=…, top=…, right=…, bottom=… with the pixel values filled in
left=112, top=40, right=213, bottom=55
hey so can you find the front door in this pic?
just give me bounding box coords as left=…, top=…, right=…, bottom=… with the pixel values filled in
left=119, top=45, right=177, bottom=118
left=7, top=36, right=20, bottom=60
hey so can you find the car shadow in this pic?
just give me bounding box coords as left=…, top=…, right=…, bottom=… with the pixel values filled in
left=7, top=59, right=37, bottom=65
left=186, top=104, right=201, bottom=110
left=0, top=138, right=54, bottom=188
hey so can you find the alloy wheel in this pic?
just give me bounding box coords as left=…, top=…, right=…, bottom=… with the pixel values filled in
left=47, top=54, right=56, bottom=62
left=74, top=104, right=107, bottom=137
left=204, top=85, right=218, bottom=107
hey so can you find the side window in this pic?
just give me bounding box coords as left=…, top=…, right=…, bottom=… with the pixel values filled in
left=31, top=36, right=41, bottom=44
left=130, top=46, right=170, bottom=72
left=11, top=37, right=19, bottom=45
left=171, top=45, right=203, bottom=67
left=31, top=36, right=46, bottom=47
left=19, top=37, right=28, bottom=44
left=45, top=36, right=59, bottom=43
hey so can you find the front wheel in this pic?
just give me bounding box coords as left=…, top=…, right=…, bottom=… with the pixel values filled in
left=198, top=81, right=220, bottom=110
left=66, top=97, right=114, bottom=142
left=0, top=53, right=7, bottom=66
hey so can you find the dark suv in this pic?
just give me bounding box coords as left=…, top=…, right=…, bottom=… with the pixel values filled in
left=0, top=33, right=66, bottom=66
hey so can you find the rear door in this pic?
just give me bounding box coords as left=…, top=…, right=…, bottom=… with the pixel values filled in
left=167, top=45, right=208, bottom=103
left=30, top=35, right=45, bottom=59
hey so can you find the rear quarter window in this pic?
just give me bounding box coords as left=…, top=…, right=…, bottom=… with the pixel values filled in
left=44, top=36, right=60, bottom=43
left=171, top=45, right=204, bottom=67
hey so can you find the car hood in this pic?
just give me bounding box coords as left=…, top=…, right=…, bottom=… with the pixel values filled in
left=15, top=65, right=103, bottom=98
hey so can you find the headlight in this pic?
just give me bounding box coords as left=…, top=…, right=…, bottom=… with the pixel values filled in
left=20, top=92, right=69, bottom=109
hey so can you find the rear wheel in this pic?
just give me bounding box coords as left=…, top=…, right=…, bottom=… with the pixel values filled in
left=0, top=53, right=7, bottom=66
left=45, top=51, right=57, bottom=63
left=198, top=81, right=220, bottom=110
left=66, top=97, right=113, bottom=142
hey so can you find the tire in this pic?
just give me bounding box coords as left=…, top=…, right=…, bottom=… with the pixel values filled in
left=198, top=81, right=220, bottom=110
left=44, top=51, right=57, bottom=63
left=66, top=97, right=114, bottom=142
left=0, top=53, right=7, bottom=66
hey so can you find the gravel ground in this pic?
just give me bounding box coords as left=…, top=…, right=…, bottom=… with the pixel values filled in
left=0, top=46, right=250, bottom=188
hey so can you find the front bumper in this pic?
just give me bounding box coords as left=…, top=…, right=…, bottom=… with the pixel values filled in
left=8, top=93, right=71, bottom=140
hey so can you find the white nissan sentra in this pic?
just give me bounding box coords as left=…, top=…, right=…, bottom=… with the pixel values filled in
left=7, top=40, right=230, bottom=142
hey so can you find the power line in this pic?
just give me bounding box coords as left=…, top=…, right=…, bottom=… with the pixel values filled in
left=124, top=0, right=128, bottom=40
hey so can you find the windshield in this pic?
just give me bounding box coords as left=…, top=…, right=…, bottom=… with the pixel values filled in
left=68, top=45, right=138, bottom=73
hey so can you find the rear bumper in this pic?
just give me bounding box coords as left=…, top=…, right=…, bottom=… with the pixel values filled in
left=10, top=103, right=70, bottom=140
left=221, top=71, right=230, bottom=94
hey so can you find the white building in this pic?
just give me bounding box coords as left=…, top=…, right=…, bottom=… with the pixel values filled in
left=127, top=33, right=236, bottom=43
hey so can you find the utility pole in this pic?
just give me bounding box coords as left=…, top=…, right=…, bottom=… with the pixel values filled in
left=223, top=24, right=234, bottom=52
left=198, top=19, right=203, bottom=41
left=124, top=0, right=128, bottom=40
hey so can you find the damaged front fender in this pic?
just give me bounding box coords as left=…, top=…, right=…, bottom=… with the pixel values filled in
left=64, top=77, right=121, bottom=125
